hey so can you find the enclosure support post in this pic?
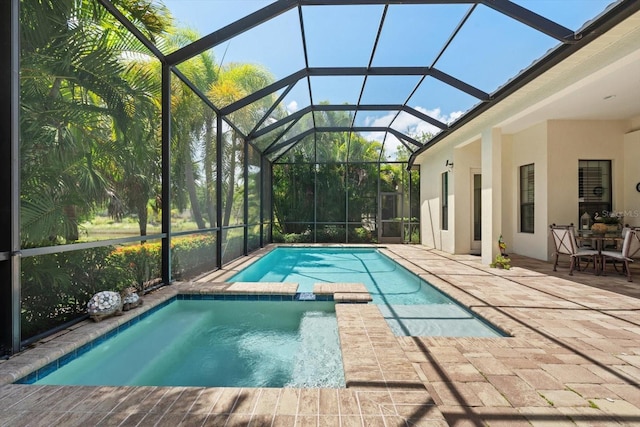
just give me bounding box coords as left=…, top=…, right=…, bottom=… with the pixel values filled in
left=259, top=155, right=264, bottom=248
left=243, top=139, right=249, bottom=256
left=161, top=64, right=172, bottom=285
left=270, top=161, right=274, bottom=245
left=345, top=160, right=349, bottom=243
left=313, top=134, right=318, bottom=243
left=0, top=0, right=20, bottom=356
left=216, top=115, right=223, bottom=269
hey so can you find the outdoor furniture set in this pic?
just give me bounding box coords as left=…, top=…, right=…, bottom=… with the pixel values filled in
left=550, top=223, right=640, bottom=281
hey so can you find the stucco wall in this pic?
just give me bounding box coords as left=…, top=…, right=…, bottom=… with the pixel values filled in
left=418, top=119, right=632, bottom=261
left=506, top=123, right=549, bottom=259
left=623, top=128, right=640, bottom=227
left=547, top=120, right=628, bottom=235
left=419, top=146, right=453, bottom=251
left=453, top=141, right=481, bottom=254
left=419, top=139, right=483, bottom=254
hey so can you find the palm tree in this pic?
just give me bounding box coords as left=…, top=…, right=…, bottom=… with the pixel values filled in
left=207, top=63, right=276, bottom=227
left=157, top=28, right=219, bottom=230
left=20, top=0, right=170, bottom=244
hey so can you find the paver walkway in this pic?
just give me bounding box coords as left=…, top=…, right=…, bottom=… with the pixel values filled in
left=0, top=244, right=639, bottom=426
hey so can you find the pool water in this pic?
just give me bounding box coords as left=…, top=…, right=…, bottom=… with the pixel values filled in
left=230, top=247, right=448, bottom=304
left=230, top=247, right=505, bottom=337
left=32, top=299, right=345, bottom=388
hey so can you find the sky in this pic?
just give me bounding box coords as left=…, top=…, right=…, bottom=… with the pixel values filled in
left=159, top=0, right=615, bottom=155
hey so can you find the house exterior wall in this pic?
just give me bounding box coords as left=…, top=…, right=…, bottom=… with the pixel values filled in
left=418, top=119, right=633, bottom=262
left=623, top=128, right=640, bottom=227
left=419, top=146, right=453, bottom=251
left=453, top=141, right=481, bottom=255
left=507, top=122, right=549, bottom=260
left=547, top=120, right=627, bottom=229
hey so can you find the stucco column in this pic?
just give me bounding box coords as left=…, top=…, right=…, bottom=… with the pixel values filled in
left=481, top=128, right=503, bottom=265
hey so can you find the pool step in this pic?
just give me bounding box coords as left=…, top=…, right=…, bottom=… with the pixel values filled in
left=314, top=283, right=372, bottom=303
left=224, top=282, right=298, bottom=294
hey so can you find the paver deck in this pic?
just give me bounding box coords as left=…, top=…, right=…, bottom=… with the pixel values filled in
left=1, top=244, right=639, bottom=426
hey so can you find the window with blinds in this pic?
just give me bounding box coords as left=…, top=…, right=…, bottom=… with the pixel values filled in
left=520, top=164, right=534, bottom=233
left=578, top=160, right=611, bottom=222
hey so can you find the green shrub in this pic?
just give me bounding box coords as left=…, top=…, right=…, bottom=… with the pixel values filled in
left=171, top=234, right=217, bottom=279
left=20, top=234, right=220, bottom=341
left=284, top=229, right=313, bottom=243
left=349, top=227, right=374, bottom=243
left=109, top=242, right=162, bottom=291
left=21, top=246, right=134, bottom=340
left=273, top=229, right=285, bottom=243
left=317, top=226, right=344, bottom=243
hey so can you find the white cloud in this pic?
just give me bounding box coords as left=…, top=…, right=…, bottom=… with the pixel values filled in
left=361, top=106, right=465, bottom=159
left=369, top=107, right=463, bottom=135
left=266, top=104, right=462, bottom=159
left=286, top=100, right=298, bottom=114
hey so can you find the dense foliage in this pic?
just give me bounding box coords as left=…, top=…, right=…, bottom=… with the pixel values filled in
left=271, top=115, right=420, bottom=243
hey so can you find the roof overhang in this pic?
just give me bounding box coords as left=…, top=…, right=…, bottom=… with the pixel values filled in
left=410, top=1, right=640, bottom=166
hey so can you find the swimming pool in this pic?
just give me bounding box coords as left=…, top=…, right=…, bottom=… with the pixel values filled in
left=24, top=298, right=345, bottom=388
left=230, top=247, right=506, bottom=337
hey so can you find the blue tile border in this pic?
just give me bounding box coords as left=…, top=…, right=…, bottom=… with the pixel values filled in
left=15, top=292, right=335, bottom=384
left=176, top=293, right=333, bottom=302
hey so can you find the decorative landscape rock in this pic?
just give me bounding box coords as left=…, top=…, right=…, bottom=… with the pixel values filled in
left=121, top=287, right=143, bottom=311
left=87, top=291, right=123, bottom=322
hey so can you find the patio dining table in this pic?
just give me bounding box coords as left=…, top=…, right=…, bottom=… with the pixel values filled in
left=576, top=230, right=624, bottom=274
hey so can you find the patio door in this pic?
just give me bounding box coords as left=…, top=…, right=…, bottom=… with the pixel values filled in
left=379, top=192, right=403, bottom=243
left=471, top=171, right=482, bottom=254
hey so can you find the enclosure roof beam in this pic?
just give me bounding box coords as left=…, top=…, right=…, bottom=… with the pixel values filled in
left=402, top=106, right=449, bottom=130
left=388, top=129, right=423, bottom=148
left=171, top=67, right=247, bottom=139
left=314, top=104, right=403, bottom=111
left=166, top=0, right=299, bottom=66
left=264, top=126, right=424, bottom=159
left=299, top=0, right=574, bottom=42
left=262, top=115, right=305, bottom=154
left=220, top=69, right=307, bottom=116
left=99, top=0, right=166, bottom=61
left=309, top=66, right=489, bottom=99
left=222, top=66, right=488, bottom=118
left=252, top=105, right=313, bottom=139
left=480, top=0, right=575, bottom=42
left=253, top=103, right=449, bottom=140
left=265, top=128, right=315, bottom=155
left=249, top=83, right=297, bottom=136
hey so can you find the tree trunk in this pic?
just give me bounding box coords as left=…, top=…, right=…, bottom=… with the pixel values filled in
left=185, top=148, right=206, bottom=229
left=204, top=116, right=216, bottom=228
left=223, top=137, right=237, bottom=227
left=136, top=197, right=148, bottom=237
left=63, top=205, right=79, bottom=242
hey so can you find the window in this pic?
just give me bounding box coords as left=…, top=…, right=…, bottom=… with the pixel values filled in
left=578, top=160, right=612, bottom=223
left=520, top=164, right=534, bottom=233
left=441, top=172, right=448, bottom=230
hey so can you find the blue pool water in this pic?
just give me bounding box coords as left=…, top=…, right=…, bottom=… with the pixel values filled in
left=230, top=247, right=505, bottom=337
left=30, top=299, right=345, bottom=388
